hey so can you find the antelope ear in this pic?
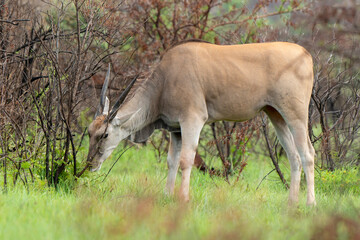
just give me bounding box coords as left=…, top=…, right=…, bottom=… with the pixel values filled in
left=103, top=97, right=110, bottom=115
left=112, top=113, right=134, bottom=126
left=111, top=109, right=141, bottom=126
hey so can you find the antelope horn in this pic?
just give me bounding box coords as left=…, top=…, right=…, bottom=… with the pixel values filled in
left=108, top=74, right=139, bottom=121
left=94, top=64, right=111, bottom=119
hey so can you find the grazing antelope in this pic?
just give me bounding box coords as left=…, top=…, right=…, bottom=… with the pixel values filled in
left=86, top=40, right=316, bottom=206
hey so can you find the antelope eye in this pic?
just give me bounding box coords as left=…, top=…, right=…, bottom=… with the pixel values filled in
left=103, top=133, right=108, bottom=139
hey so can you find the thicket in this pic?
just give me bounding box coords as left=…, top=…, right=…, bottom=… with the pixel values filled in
left=0, top=0, right=359, bottom=190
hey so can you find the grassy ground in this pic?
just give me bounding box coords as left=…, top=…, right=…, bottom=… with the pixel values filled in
left=0, top=146, right=359, bottom=240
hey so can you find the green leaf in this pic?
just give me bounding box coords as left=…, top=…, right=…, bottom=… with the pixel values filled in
left=21, top=162, right=31, bottom=169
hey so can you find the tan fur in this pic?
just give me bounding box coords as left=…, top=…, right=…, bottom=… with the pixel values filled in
left=87, top=41, right=316, bottom=206
left=89, top=115, right=106, bottom=134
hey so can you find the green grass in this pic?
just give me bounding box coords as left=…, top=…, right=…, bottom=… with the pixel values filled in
left=0, top=146, right=359, bottom=240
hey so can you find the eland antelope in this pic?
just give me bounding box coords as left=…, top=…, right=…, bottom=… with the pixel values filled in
left=86, top=40, right=316, bottom=206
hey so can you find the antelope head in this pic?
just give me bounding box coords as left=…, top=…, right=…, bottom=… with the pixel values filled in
left=86, top=66, right=137, bottom=172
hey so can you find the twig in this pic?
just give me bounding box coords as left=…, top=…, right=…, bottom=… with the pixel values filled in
left=256, top=168, right=275, bottom=190
left=76, top=163, right=90, bottom=178
left=0, top=19, right=30, bottom=25
left=261, top=117, right=289, bottom=190
left=75, top=127, right=88, bottom=155
left=102, top=145, right=133, bottom=182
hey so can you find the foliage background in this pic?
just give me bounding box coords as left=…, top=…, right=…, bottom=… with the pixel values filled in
left=1, top=0, right=359, bottom=187
left=0, top=0, right=359, bottom=238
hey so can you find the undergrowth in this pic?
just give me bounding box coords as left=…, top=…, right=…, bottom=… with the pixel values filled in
left=0, top=146, right=359, bottom=240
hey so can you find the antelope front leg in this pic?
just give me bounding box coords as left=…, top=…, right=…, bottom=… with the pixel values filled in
left=165, top=132, right=182, bottom=195
left=178, top=118, right=204, bottom=202
left=179, top=151, right=196, bottom=202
